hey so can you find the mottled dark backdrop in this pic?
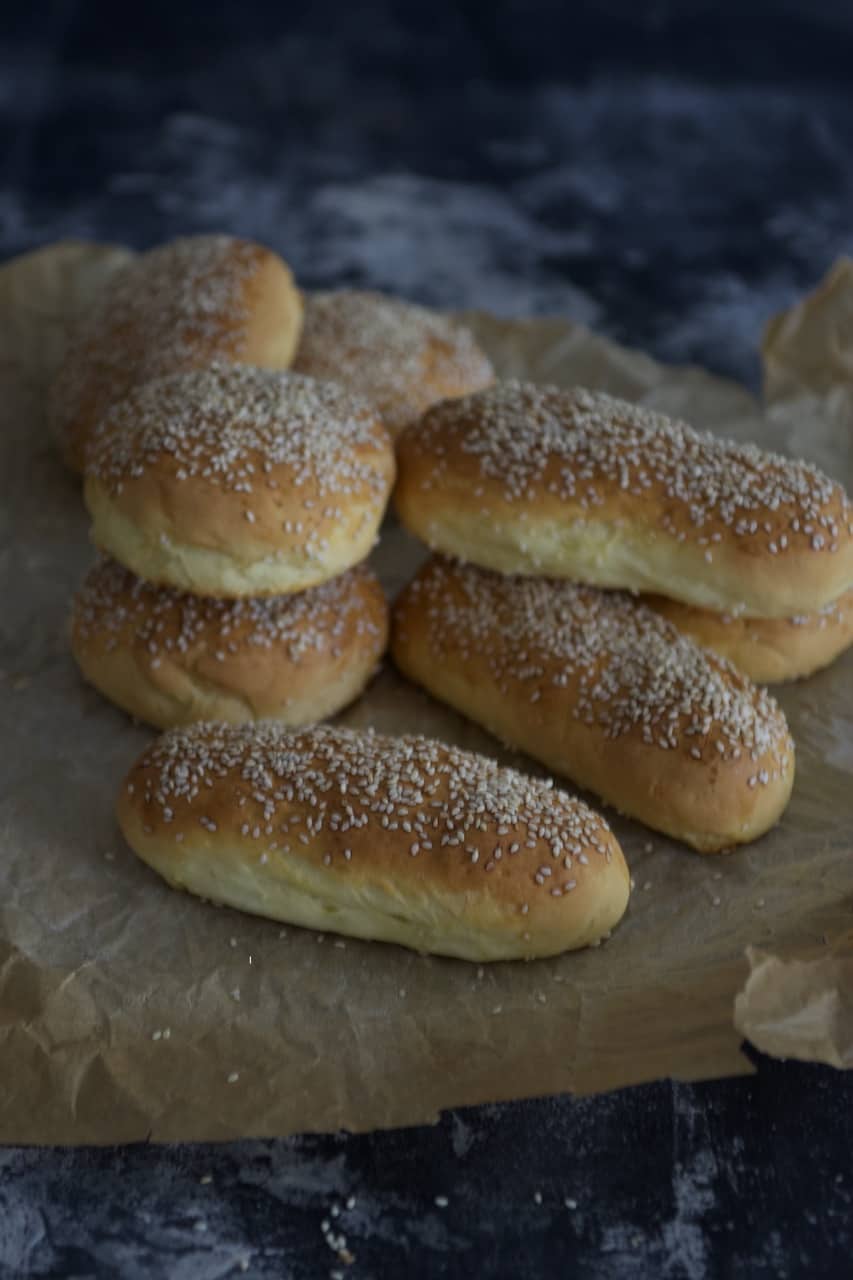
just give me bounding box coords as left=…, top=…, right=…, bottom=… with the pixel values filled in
left=5, top=0, right=853, bottom=386
left=2, top=3, right=852, bottom=1277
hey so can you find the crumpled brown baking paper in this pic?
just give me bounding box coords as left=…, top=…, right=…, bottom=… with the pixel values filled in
left=1, top=242, right=852, bottom=1145
left=734, top=939, right=853, bottom=1069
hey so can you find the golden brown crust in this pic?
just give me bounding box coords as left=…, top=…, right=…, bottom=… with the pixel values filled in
left=643, top=589, right=853, bottom=683
left=51, top=234, right=304, bottom=473
left=117, top=722, right=630, bottom=961
left=390, top=556, right=795, bottom=852
left=83, top=365, right=395, bottom=597
left=394, top=382, right=853, bottom=618
left=70, top=558, right=388, bottom=728
left=292, top=290, right=494, bottom=437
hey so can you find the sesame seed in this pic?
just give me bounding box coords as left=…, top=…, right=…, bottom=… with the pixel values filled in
left=293, top=290, right=493, bottom=436
left=400, top=558, right=791, bottom=771
left=409, top=383, right=850, bottom=580
left=129, top=722, right=614, bottom=910
left=87, top=363, right=390, bottom=538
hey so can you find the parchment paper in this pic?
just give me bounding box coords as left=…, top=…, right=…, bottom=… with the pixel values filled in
left=1, top=243, right=852, bottom=1145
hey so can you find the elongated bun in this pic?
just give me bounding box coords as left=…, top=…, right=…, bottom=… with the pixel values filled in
left=71, top=558, right=387, bottom=728
left=394, top=382, right=853, bottom=618
left=643, top=589, right=853, bottom=684
left=391, top=557, right=795, bottom=851
left=84, top=365, right=395, bottom=597
left=293, top=290, right=494, bottom=438
left=117, top=722, right=630, bottom=962
left=51, top=234, right=304, bottom=473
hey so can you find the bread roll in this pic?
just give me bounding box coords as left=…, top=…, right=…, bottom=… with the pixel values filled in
left=292, top=290, right=494, bottom=438
left=117, top=722, right=629, bottom=961
left=391, top=557, right=795, bottom=852
left=71, top=558, right=387, bottom=728
left=51, top=234, right=304, bottom=473
left=394, top=382, right=853, bottom=618
left=643, top=588, right=853, bottom=684
left=84, top=365, right=395, bottom=597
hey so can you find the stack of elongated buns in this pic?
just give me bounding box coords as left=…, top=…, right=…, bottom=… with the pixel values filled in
left=60, top=239, right=853, bottom=959
left=392, top=381, right=853, bottom=851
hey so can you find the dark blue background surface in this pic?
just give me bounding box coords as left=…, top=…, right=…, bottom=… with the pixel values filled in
left=2, top=3, right=852, bottom=1276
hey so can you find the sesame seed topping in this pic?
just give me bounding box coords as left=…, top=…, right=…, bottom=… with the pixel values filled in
left=396, top=558, right=791, bottom=767
left=86, top=364, right=391, bottom=519
left=293, top=290, right=493, bottom=435
left=73, top=557, right=385, bottom=674
left=409, top=381, right=851, bottom=561
left=127, top=721, right=614, bottom=902
left=53, top=236, right=279, bottom=457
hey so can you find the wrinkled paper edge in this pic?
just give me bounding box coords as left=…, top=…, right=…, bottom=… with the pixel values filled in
left=734, top=940, right=853, bottom=1069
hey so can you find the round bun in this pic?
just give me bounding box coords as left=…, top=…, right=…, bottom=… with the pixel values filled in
left=394, top=381, right=853, bottom=619
left=51, top=234, right=304, bottom=473
left=84, top=365, right=395, bottom=597
left=117, top=722, right=629, bottom=962
left=292, top=290, right=494, bottom=438
left=391, top=556, right=795, bottom=852
left=71, top=557, right=388, bottom=728
left=643, top=589, right=853, bottom=684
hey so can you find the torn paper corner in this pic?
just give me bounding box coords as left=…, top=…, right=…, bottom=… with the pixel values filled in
left=734, top=944, right=853, bottom=1070
left=762, top=256, right=853, bottom=402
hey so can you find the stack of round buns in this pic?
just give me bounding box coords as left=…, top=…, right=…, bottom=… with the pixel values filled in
left=391, top=380, right=853, bottom=848
left=64, top=236, right=397, bottom=729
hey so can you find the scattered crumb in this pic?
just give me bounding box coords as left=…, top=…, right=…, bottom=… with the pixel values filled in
left=565, top=1197, right=578, bottom=1210
left=533, top=1190, right=543, bottom=1205
left=434, top=1195, right=449, bottom=1208
left=227, top=1071, right=239, bottom=1084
